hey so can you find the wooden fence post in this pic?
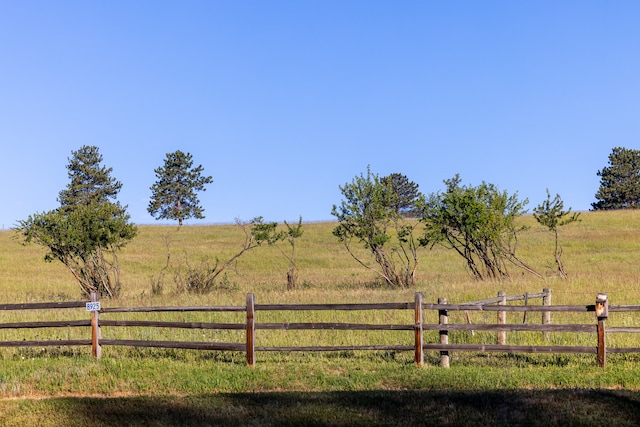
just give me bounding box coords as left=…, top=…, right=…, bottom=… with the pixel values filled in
left=414, top=292, right=424, bottom=367
left=90, top=292, right=101, bottom=359
left=246, top=293, right=256, bottom=367
left=596, top=293, right=608, bottom=368
left=542, top=288, right=551, bottom=342
left=438, top=298, right=449, bottom=368
left=497, top=291, right=506, bottom=345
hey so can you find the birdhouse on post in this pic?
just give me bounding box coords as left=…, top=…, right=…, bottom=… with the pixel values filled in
left=595, top=293, right=608, bottom=319
left=595, top=293, right=608, bottom=368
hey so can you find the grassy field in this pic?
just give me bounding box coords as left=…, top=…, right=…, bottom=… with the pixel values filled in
left=2, top=210, right=640, bottom=425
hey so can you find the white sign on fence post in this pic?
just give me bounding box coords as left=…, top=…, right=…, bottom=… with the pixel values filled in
left=86, top=301, right=101, bottom=312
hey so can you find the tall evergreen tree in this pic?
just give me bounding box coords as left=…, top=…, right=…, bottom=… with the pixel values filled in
left=593, top=147, right=640, bottom=210
left=381, top=173, right=421, bottom=217
left=17, top=146, right=137, bottom=298
left=148, top=150, right=213, bottom=226
left=58, top=145, right=123, bottom=207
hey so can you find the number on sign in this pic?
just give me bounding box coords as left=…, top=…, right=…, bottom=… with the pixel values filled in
left=86, top=301, right=101, bottom=312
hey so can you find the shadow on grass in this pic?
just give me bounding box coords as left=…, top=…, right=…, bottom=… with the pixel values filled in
left=3, top=389, right=640, bottom=426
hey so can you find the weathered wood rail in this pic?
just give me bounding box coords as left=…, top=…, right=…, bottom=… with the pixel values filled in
left=0, top=290, right=637, bottom=367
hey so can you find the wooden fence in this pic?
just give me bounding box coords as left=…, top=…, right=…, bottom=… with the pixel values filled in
left=1, top=290, right=639, bottom=368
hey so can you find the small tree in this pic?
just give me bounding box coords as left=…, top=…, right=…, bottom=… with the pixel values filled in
left=148, top=150, right=213, bottom=226
left=419, top=174, right=540, bottom=280
left=331, top=167, right=420, bottom=288
left=381, top=173, right=421, bottom=217
left=280, top=217, right=304, bottom=290
left=593, top=147, right=640, bottom=210
left=156, top=217, right=284, bottom=294
left=16, top=146, right=137, bottom=298
left=533, top=189, right=580, bottom=278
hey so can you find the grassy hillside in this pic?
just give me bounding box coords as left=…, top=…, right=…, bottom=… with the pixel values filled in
left=2, top=210, right=640, bottom=305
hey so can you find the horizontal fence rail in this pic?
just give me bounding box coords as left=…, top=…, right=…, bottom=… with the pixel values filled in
left=0, top=290, right=638, bottom=367
left=0, top=301, right=87, bottom=311
left=0, top=300, right=94, bottom=350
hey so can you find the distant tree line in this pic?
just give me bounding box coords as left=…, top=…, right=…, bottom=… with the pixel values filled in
left=332, top=169, right=546, bottom=285
left=16, top=146, right=295, bottom=298
left=15, top=145, right=634, bottom=297
left=333, top=145, right=637, bottom=286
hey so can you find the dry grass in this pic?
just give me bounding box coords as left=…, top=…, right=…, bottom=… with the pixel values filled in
left=3, top=210, right=640, bottom=305
left=2, top=210, right=640, bottom=358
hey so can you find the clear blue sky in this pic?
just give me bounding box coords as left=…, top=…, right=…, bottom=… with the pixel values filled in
left=1, top=1, right=639, bottom=227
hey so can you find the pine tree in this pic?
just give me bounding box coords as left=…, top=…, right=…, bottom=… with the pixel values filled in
left=17, top=146, right=137, bottom=298
left=148, top=150, right=213, bottom=226
left=381, top=173, right=421, bottom=217
left=593, top=147, right=640, bottom=210
left=58, top=145, right=122, bottom=207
